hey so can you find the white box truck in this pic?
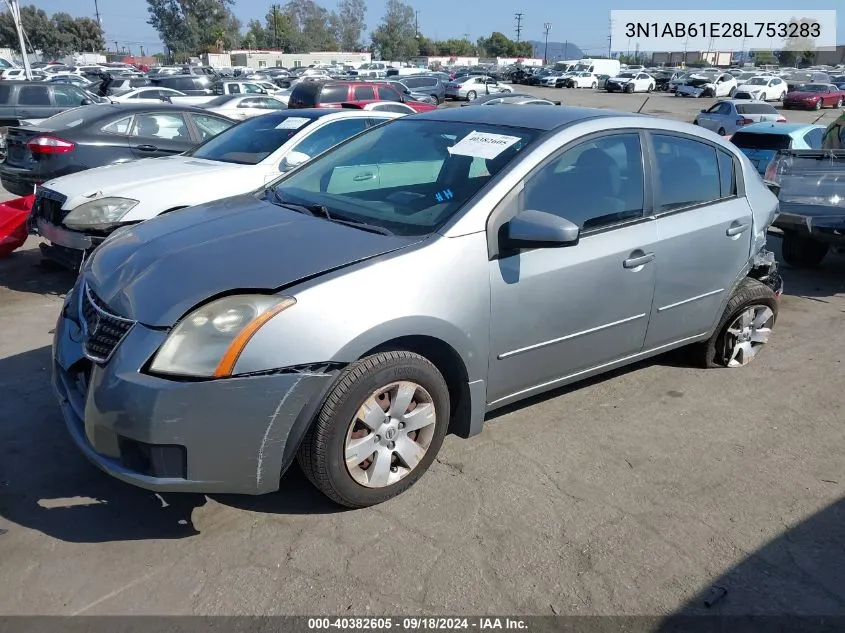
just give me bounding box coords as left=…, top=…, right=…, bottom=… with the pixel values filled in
left=573, top=59, right=621, bottom=77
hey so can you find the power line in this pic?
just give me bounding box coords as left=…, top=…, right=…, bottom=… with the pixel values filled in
left=514, top=12, right=524, bottom=43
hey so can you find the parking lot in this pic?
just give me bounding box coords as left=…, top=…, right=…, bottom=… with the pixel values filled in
left=2, top=86, right=845, bottom=618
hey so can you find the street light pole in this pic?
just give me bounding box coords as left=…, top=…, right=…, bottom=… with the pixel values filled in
left=4, top=0, right=32, bottom=80
left=543, top=22, right=552, bottom=65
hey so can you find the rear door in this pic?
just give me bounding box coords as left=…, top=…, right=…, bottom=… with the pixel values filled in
left=128, top=111, right=194, bottom=158
left=644, top=132, right=752, bottom=349
left=696, top=102, right=730, bottom=132
left=14, top=85, right=55, bottom=120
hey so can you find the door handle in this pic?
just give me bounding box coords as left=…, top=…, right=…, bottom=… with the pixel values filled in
left=136, top=144, right=158, bottom=152
left=726, top=222, right=749, bottom=237
left=623, top=252, right=655, bottom=269
left=353, top=172, right=375, bottom=181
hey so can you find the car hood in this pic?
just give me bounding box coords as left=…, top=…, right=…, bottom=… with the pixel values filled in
left=737, top=84, right=767, bottom=92
left=43, top=156, right=238, bottom=205
left=786, top=91, right=822, bottom=99
left=83, top=194, right=423, bottom=327
left=609, top=76, right=634, bottom=83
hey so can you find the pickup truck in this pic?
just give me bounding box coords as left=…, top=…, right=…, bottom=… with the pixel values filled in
left=765, top=112, right=845, bottom=267
left=166, top=81, right=268, bottom=107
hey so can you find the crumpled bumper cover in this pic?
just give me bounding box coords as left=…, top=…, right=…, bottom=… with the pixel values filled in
left=52, top=297, right=337, bottom=495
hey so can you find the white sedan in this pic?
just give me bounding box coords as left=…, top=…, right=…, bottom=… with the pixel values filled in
left=604, top=72, right=655, bottom=93
left=735, top=75, right=788, bottom=101
left=202, top=94, right=288, bottom=120
left=567, top=72, right=599, bottom=89
left=36, top=110, right=404, bottom=259
left=112, top=87, right=187, bottom=104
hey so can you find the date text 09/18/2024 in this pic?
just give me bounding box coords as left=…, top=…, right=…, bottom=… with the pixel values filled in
left=625, top=21, right=821, bottom=39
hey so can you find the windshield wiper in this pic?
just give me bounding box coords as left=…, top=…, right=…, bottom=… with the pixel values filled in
left=268, top=188, right=393, bottom=235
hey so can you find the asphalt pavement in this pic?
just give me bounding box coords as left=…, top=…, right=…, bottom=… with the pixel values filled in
left=1, top=93, right=845, bottom=617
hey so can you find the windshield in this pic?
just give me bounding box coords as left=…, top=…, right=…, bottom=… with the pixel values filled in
left=205, top=95, right=237, bottom=107
left=736, top=103, right=778, bottom=114
left=187, top=112, right=320, bottom=165
left=800, top=84, right=828, bottom=92
left=619, top=73, right=635, bottom=79
left=35, top=106, right=108, bottom=129
left=747, top=77, right=769, bottom=85
left=267, top=119, right=538, bottom=237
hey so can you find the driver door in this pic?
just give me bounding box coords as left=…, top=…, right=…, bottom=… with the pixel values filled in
left=486, top=132, right=658, bottom=405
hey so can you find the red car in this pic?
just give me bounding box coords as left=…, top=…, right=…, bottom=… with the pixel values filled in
left=288, top=81, right=434, bottom=112
left=783, top=83, right=845, bottom=110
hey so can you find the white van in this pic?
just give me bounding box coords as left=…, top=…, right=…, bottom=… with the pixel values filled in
left=574, top=58, right=621, bottom=78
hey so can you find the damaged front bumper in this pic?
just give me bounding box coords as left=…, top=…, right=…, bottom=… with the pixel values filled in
left=52, top=292, right=338, bottom=495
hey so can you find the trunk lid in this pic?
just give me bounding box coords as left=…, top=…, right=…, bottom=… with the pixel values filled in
left=3, top=126, right=47, bottom=168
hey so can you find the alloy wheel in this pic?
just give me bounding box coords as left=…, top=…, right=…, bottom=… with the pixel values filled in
left=344, top=381, right=437, bottom=488
left=722, top=305, right=775, bottom=367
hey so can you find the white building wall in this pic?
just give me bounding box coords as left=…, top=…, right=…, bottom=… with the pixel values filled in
left=228, top=50, right=371, bottom=69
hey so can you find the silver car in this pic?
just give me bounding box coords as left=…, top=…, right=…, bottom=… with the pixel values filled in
left=445, top=75, right=513, bottom=101
left=694, top=99, right=785, bottom=136
left=53, top=107, right=783, bottom=508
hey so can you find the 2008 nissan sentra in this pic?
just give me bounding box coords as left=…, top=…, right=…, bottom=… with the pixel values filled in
left=53, top=106, right=784, bottom=508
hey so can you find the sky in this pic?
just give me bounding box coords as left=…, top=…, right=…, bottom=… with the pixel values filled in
left=21, top=0, right=845, bottom=56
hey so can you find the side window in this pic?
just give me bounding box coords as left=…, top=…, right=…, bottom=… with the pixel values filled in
left=291, top=119, right=369, bottom=157
left=130, top=113, right=189, bottom=140
left=189, top=113, right=231, bottom=141
left=257, top=97, right=284, bottom=109
left=237, top=98, right=261, bottom=108
left=803, top=127, right=824, bottom=148
left=18, top=86, right=50, bottom=106
left=127, top=91, right=142, bottom=99
left=244, top=84, right=262, bottom=94
left=718, top=103, right=733, bottom=115
left=0, top=85, right=10, bottom=104
left=354, top=85, right=375, bottom=100
left=373, top=103, right=409, bottom=113
left=717, top=150, right=736, bottom=198
left=102, top=116, right=133, bottom=135
left=377, top=86, right=402, bottom=101
left=51, top=85, right=84, bottom=106
left=652, top=134, right=721, bottom=212
left=229, top=83, right=241, bottom=94
left=523, top=133, right=645, bottom=231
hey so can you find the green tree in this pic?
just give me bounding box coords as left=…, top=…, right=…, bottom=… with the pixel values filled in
left=370, top=0, right=418, bottom=61
left=436, top=38, right=476, bottom=56
left=282, top=0, right=338, bottom=52
left=751, top=50, right=776, bottom=65
left=146, top=0, right=240, bottom=56
left=476, top=31, right=530, bottom=58
left=334, top=0, right=366, bottom=51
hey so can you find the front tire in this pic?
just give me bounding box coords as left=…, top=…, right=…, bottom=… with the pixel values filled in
left=297, top=351, right=450, bottom=508
left=591, top=82, right=597, bottom=89
left=647, top=83, right=653, bottom=93
left=781, top=232, right=829, bottom=268
left=814, top=99, right=822, bottom=110
left=625, top=83, right=634, bottom=93
left=835, top=98, right=843, bottom=108
left=728, top=87, right=737, bottom=97
left=760, top=92, right=766, bottom=101
left=466, top=90, right=477, bottom=101
left=695, top=278, right=778, bottom=369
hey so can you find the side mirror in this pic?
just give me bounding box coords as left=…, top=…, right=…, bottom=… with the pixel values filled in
left=81, top=98, right=92, bottom=105
left=701, top=108, right=707, bottom=112
left=503, top=209, right=580, bottom=250
left=280, top=150, right=310, bottom=172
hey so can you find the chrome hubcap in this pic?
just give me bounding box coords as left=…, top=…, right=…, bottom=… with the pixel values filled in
left=723, top=305, right=774, bottom=367
left=344, top=381, right=437, bottom=488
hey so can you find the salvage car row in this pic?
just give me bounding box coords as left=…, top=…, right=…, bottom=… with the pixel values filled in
left=0, top=89, right=797, bottom=509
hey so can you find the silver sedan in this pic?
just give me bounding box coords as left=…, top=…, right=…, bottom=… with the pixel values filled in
left=53, top=106, right=783, bottom=508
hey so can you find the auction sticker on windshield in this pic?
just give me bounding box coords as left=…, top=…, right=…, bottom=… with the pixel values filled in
left=276, top=117, right=311, bottom=130
left=448, top=131, right=521, bottom=160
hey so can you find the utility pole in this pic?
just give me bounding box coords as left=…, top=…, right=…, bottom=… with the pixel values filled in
left=542, top=22, right=551, bottom=65
left=607, top=18, right=613, bottom=59
left=415, top=11, right=420, bottom=37
left=93, top=0, right=102, bottom=29
left=272, top=4, right=279, bottom=50
left=514, top=13, right=524, bottom=43
left=4, top=0, right=31, bottom=79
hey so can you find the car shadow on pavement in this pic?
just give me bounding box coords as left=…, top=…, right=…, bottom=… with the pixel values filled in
left=658, top=495, right=845, bottom=624
left=768, top=235, right=845, bottom=300
left=0, top=345, right=344, bottom=543
left=0, top=240, right=77, bottom=298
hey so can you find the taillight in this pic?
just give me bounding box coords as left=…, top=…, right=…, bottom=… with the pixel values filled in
left=776, top=116, right=786, bottom=122
left=27, top=135, right=75, bottom=155
left=737, top=117, right=753, bottom=126
left=764, top=157, right=780, bottom=183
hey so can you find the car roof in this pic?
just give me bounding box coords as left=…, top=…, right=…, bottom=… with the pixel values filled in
left=738, top=122, right=823, bottom=134
left=99, top=103, right=233, bottom=115
left=413, top=105, right=638, bottom=131
left=721, top=99, right=772, bottom=105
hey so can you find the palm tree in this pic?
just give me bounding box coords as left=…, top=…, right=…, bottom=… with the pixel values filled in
left=212, top=28, right=226, bottom=53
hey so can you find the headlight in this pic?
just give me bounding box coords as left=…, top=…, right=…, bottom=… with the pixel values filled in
left=62, top=197, right=139, bottom=230
left=149, top=294, right=296, bottom=378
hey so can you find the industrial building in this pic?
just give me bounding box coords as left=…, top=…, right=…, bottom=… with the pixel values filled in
left=203, top=50, right=372, bottom=69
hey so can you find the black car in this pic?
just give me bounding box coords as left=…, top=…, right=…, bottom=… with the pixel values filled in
left=0, top=103, right=234, bottom=196
left=652, top=71, right=676, bottom=91
left=0, top=81, right=100, bottom=127
left=151, top=74, right=215, bottom=96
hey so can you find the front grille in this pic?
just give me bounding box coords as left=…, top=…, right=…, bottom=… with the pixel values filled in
left=79, top=282, right=135, bottom=363
left=33, top=188, right=68, bottom=225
